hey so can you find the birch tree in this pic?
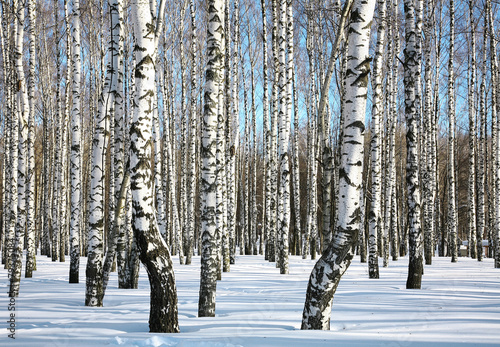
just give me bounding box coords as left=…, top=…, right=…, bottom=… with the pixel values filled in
left=262, top=0, right=271, bottom=261
left=404, top=0, right=424, bottom=288
left=69, top=0, right=82, bottom=284
left=467, top=0, right=477, bottom=259
left=387, top=0, right=399, bottom=262
left=85, top=54, right=109, bottom=307
left=447, top=0, right=458, bottom=263
left=368, top=0, right=386, bottom=279
left=277, top=0, right=291, bottom=274
left=199, top=0, right=224, bottom=317
left=25, top=0, right=37, bottom=278
left=301, top=0, right=376, bottom=329
left=477, top=17, right=487, bottom=262
left=185, top=0, right=197, bottom=266
left=9, top=0, right=29, bottom=297
left=486, top=0, right=500, bottom=268
left=129, top=0, right=179, bottom=332
left=422, top=0, right=435, bottom=265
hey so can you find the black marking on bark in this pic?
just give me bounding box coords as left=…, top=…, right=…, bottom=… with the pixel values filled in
left=346, top=120, right=365, bottom=132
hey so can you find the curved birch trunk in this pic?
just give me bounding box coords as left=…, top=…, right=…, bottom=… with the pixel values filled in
left=301, top=0, right=376, bottom=329
left=129, top=0, right=179, bottom=332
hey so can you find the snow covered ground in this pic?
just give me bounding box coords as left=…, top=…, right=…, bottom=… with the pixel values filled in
left=2, top=253, right=499, bottom=346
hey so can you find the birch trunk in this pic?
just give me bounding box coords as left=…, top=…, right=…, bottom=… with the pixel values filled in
left=477, top=21, right=487, bottom=262
left=447, top=0, right=458, bottom=263
left=227, top=0, right=240, bottom=264
left=387, top=0, right=399, bottom=262
left=467, top=0, right=477, bottom=259
left=129, top=0, right=179, bottom=332
left=288, top=0, right=301, bottom=258
left=405, top=0, right=424, bottom=288
left=368, top=0, right=386, bottom=279
left=487, top=0, right=500, bottom=268
left=69, top=0, right=82, bottom=283
left=185, top=0, right=197, bottom=266
left=85, top=72, right=108, bottom=307
left=261, top=0, right=271, bottom=261
left=269, top=0, right=279, bottom=263
left=277, top=0, right=291, bottom=275
left=422, top=0, right=434, bottom=265
left=9, top=0, right=29, bottom=296
left=199, top=0, right=224, bottom=317
left=301, top=0, right=376, bottom=329
left=25, top=0, right=37, bottom=278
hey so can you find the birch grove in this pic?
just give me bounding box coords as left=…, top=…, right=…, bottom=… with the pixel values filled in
left=0, top=0, right=499, bottom=334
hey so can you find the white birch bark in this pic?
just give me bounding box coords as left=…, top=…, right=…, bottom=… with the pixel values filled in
left=368, top=0, right=386, bottom=279
left=404, top=0, right=424, bottom=288
left=447, top=0, right=458, bottom=263
left=129, top=0, right=179, bottom=332
left=25, top=0, right=36, bottom=278
left=251, top=45, right=258, bottom=256
left=422, top=0, right=435, bottom=265
left=487, top=0, right=500, bottom=268
left=199, top=0, right=224, bottom=317
left=85, top=71, right=109, bottom=307
left=301, top=0, right=376, bottom=329
left=227, top=0, right=240, bottom=264
left=69, top=0, right=82, bottom=283
left=269, top=0, right=279, bottom=263
left=467, top=0, right=477, bottom=259
left=477, top=21, right=487, bottom=262
left=52, top=0, right=62, bottom=263
left=288, top=0, right=301, bottom=257
left=277, top=0, right=291, bottom=275
left=9, top=0, right=28, bottom=296
left=261, top=0, right=271, bottom=261
left=185, top=0, right=197, bottom=266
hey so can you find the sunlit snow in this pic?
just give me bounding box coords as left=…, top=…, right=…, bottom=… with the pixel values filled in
left=2, top=253, right=499, bottom=346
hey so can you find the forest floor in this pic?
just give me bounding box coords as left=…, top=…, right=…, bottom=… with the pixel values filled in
left=1, top=251, right=499, bottom=346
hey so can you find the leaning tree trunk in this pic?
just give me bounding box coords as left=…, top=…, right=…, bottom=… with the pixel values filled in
left=199, top=0, right=224, bottom=318
left=301, top=0, right=376, bottom=329
left=129, top=0, right=179, bottom=333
